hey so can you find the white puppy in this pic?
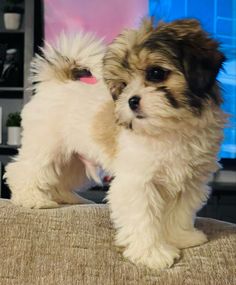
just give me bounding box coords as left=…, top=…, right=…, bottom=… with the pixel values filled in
left=5, top=32, right=111, bottom=208
left=5, top=19, right=226, bottom=270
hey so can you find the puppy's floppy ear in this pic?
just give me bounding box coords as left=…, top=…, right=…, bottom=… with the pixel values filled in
left=173, top=19, right=226, bottom=94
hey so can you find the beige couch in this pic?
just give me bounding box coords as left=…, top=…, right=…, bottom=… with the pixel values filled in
left=0, top=198, right=235, bottom=285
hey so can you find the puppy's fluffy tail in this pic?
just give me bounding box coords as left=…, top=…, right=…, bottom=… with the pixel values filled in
left=30, top=31, right=105, bottom=86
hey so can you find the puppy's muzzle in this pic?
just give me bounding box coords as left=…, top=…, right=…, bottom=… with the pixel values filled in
left=129, top=96, right=141, bottom=111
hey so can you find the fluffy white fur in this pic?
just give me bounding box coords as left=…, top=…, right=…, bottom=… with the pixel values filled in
left=5, top=32, right=110, bottom=208
left=5, top=23, right=226, bottom=270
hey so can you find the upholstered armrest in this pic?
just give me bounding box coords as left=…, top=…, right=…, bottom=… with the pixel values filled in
left=0, top=199, right=235, bottom=285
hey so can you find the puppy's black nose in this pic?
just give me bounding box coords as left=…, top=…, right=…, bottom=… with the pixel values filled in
left=129, top=96, right=141, bottom=111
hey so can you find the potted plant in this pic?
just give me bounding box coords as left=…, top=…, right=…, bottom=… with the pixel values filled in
left=6, top=112, right=21, bottom=145
left=3, top=0, right=24, bottom=30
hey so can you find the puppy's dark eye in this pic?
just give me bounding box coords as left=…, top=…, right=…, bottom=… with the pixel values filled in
left=71, top=68, right=92, bottom=80
left=146, top=67, right=170, bottom=83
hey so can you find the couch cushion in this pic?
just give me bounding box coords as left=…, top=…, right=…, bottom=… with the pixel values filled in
left=0, top=199, right=235, bottom=285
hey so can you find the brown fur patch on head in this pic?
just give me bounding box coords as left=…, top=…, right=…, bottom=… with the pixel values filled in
left=103, top=26, right=152, bottom=99
left=145, top=19, right=226, bottom=105
left=103, top=18, right=225, bottom=114
left=92, top=101, right=120, bottom=159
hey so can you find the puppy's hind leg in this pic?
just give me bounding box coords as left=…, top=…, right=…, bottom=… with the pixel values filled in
left=5, top=159, right=61, bottom=209
left=54, top=153, right=95, bottom=205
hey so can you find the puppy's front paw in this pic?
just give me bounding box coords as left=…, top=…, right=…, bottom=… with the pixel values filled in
left=123, top=243, right=180, bottom=270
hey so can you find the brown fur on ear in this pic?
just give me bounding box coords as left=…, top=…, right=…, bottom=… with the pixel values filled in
left=182, top=34, right=225, bottom=98
left=145, top=19, right=226, bottom=103
left=157, top=19, right=203, bottom=38
left=172, top=19, right=226, bottom=97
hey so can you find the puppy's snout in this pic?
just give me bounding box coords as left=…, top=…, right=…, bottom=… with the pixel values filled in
left=129, top=96, right=141, bottom=111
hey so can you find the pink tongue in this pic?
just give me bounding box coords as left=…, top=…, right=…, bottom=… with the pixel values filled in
left=80, top=76, right=97, bottom=84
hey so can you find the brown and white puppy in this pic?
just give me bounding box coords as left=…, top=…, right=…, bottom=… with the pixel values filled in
left=5, top=20, right=226, bottom=270
left=103, top=19, right=226, bottom=269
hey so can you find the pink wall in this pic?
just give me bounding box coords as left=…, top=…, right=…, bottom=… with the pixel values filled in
left=44, top=0, right=148, bottom=43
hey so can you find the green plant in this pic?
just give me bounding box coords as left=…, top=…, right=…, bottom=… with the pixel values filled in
left=3, top=0, right=24, bottom=13
left=6, top=112, right=22, bottom=127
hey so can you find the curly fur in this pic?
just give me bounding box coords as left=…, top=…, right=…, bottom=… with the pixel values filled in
left=5, top=20, right=226, bottom=270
